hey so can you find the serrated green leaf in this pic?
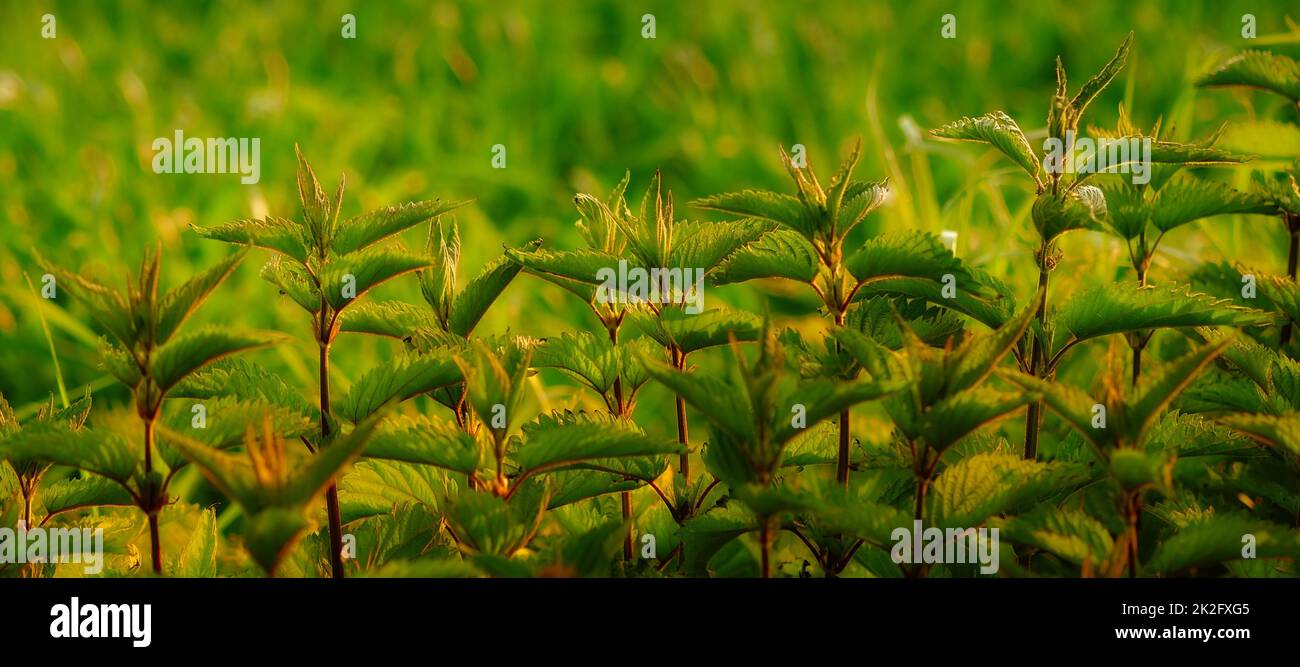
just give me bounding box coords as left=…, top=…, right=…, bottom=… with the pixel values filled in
left=1216, top=413, right=1300, bottom=457
left=916, top=388, right=1038, bottom=453
left=39, top=475, right=134, bottom=517
left=364, top=416, right=479, bottom=475
left=339, top=300, right=439, bottom=339
left=445, top=483, right=549, bottom=557
left=332, top=199, right=472, bottom=256
left=691, top=190, right=816, bottom=238
left=514, top=416, right=681, bottom=475
left=260, top=256, right=320, bottom=312
left=450, top=251, right=531, bottom=337
left=191, top=217, right=309, bottom=263
left=1197, top=50, right=1300, bottom=101
left=991, top=507, right=1114, bottom=568
left=337, top=353, right=462, bottom=423
left=845, top=232, right=976, bottom=288
left=709, top=229, right=818, bottom=285
left=1070, top=33, right=1132, bottom=120
left=1108, top=337, right=1230, bottom=448
left=1058, top=283, right=1268, bottom=347
left=928, top=452, right=1089, bottom=527
left=149, top=327, right=278, bottom=393
left=932, top=111, right=1042, bottom=185
left=0, top=427, right=138, bottom=485
left=1149, top=179, right=1275, bottom=232
left=321, top=248, right=433, bottom=311
left=338, top=460, right=448, bottom=523
left=168, top=508, right=217, bottom=577
left=1144, top=514, right=1300, bottom=576
left=101, top=341, right=143, bottom=388
left=171, top=359, right=318, bottom=420
left=156, top=249, right=247, bottom=343
left=667, top=220, right=773, bottom=272
left=628, top=307, right=762, bottom=354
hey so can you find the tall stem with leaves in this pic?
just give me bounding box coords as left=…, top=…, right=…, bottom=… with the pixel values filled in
left=1197, top=52, right=1300, bottom=350
left=644, top=323, right=901, bottom=577
left=933, top=34, right=1133, bottom=459
left=43, top=244, right=274, bottom=573
left=696, top=143, right=930, bottom=483
left=194, top=145, right=467, bottom=577
left=511, top=171, right=763, bottom=528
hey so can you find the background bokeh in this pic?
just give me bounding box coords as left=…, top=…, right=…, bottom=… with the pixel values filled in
left=2, top=0, right=1298, bottom=433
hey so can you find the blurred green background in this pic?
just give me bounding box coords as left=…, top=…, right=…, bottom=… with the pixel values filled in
left=2, top=0, right=1298, bottom=432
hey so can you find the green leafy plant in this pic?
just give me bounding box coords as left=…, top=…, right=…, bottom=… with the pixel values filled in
left=643, top=322, right=900, bottom=576
left=161, top=413, right=381, bottom=575
left=193, top=146, right=469, bottom=577
left=1198, top=50, right=1300, bottom=347
left=10, top=25, right=1300, bottom=583
left=694, top=142, right=996, bottom=485
left=37, top=246, right=277, bottom=572
left=509, top=172, right=764, bottom=555
left=1005, top=336, right=1235, bottom=575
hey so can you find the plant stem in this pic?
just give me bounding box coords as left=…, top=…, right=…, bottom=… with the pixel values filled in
left=622, top=491, right=634, bottom=560
left=608, top=324, right=634, bottom=560
left=143, top=416, right=162, bottom=574
left=1124, top=490, right=1141, bottom=578
left=148, top=513, right=162, bottom=575
left=1131, top=342, right=1143, bottom=388
left=833, top=309, right=851, bottom=487
left=1282, top=215, right=1299, bottom=347
left=758, top=516, right=773, bottom=579
left=143, top=412, right=155, bottom=474
left=672, top=348, right=690, bottom=487
left=1022, top=261, right=1051, bottom=461
left=319, top=341, right=345, bottom=579
left=914, top=474, right=929, bottom=523
left=1131, top=264, right=1148, bottom=387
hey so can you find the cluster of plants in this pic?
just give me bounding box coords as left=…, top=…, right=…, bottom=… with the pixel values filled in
left=6, top=34, right=1300, bottom=578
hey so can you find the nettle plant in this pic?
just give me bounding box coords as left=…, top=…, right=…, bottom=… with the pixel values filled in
left=0, top=391, right=133, bottom=576
left=11, top=35, right=1300, bottom=580
left=642, top=323, right=901, bottom=577
left=508, top=172, right=765, bottom=554
left=932, top=33, right=1275, bottom=459
left=1005, top=336, right=1243, bottom=576
left=193, top=147, right=467, bottom=577
left=1197, top=49, right=1300, bottom=348
left=32, top=246, right=279, bottom=573
left=694, top=141, right=1000, bottom=486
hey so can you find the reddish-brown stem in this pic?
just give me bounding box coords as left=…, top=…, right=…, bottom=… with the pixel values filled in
left=758, top=516, right=773, bottom=579
left=1023, top=260, right=1051, bottom=461
left=1131, top=264, right=1149, bottom=387
left=672, top=348, right=690, bottom=486
left=607, top=324, right=634, bottom=560
left=142, top=416, right=163, bottom=574
left=833, top=308, right=851, bottom=487
left=914, top=475, right=929, bottom=523
left=1282, top=217, right=1299, bottom=347
left=319, top=340, right=345, bottom=579
left=1124, top=491, right=1141, bottom=578
left=622, top=492, right=634, bottom=560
